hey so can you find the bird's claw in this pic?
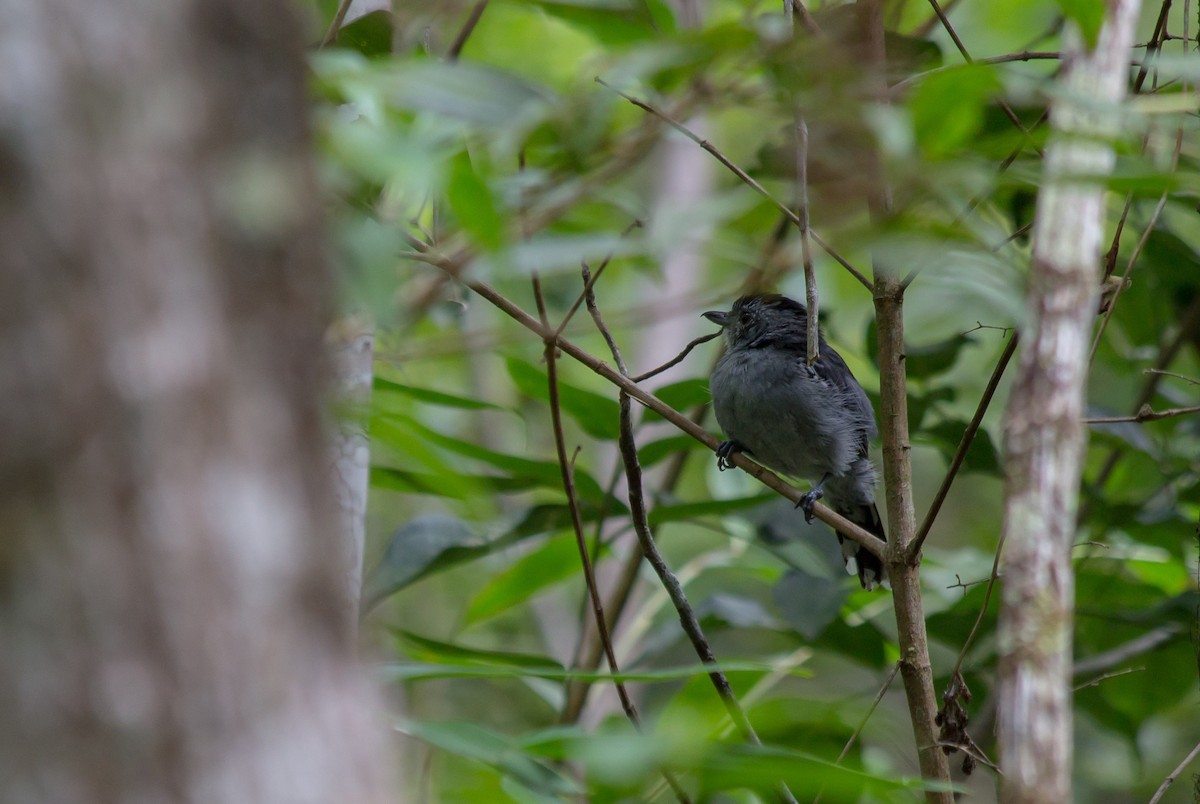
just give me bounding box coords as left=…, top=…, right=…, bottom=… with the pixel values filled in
left=796, top=488, right=823, bottom=523
left=715, top=440, right=740, bottom=471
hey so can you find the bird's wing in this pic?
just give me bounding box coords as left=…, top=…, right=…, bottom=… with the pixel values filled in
left=809, top=346, right=877, bottom=457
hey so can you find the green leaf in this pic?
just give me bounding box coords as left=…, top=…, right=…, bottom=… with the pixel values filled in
left=640, top=377, right=711, bottom=422
left=637, top=434, right=703, bottom=467
left=446, top=150, right=505, bottom=251
left=335, top=10, right=393, bottom=57
left=361, top=503, right=615, bottom=610
left=464, top=535, right=587, bottom=625
left=374, top=376, right=508, bottom=411
left=361, top=515, right=482, bottom=611
left=389, top=61, right=555, bottom=125
left=773, top=568, right=850, bottom=640
left=1057, top=0, right=1105, bottom=48
left=369, top=466, right=543, bottom=498
left=921, top=420, right=1001, bottom=475
left=909, top=64, right=1004, bottom=159
left=392, top=629, right=564, bottom=670
left=395, top=718, right=582, bottom=797
left=515, top=0, right=662, bottom=45
left=866, top=321, right=974, bottom=380
left=506, top=357, right=620, bottom=440
left=376, top=411, right=613, bottom=502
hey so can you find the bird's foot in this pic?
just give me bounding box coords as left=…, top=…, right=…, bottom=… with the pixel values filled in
left=795, top=487, right=824, bottom=523
left=715, top=440, right=742, bottom=471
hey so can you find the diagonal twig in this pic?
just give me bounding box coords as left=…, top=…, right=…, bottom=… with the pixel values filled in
left=596, top=78, right=872, bottom=291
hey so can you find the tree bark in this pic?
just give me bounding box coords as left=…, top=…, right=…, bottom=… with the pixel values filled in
left=997, top=2, right=1142, bottom=802
left=0, top=2, right=392, bottom=802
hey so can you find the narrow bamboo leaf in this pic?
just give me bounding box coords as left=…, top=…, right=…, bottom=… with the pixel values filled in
left=379, top=659, right=796, bottom=683
left=464, top=535, right=587, bottom=625
left=378, top=411, right=612, bottom=502
left=395, top=718, right=582, bottom=797
left=361, top=515, right=481, bottom=611
left=374, top=376, right=508, bottom=411
left=446, top=150, right=505, bottom=250
left=392, top=628, right=564, bottom=670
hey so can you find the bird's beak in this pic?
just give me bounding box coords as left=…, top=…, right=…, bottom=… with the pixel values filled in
left=702, top=310, right=728, bottom=327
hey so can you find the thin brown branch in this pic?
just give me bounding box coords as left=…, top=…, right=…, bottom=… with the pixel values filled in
left=1148, top=739, right=1200, bottom=804
left=923, top=0, right=1039, bottom=147
left=861, top=0, right=951, bottom=795
left=932, top=741, right=1002, bottom=774
left=1090, top=131, right=1182, bottom=363
left=533, top=276, right=691, bottom=804
left=841, top=662, right=900, bottom=764
left=977, top=50, right=1063, bottom=64
left=446, top=0, right=489, bottom=61
left=1071, top=666, right=1144, bottom=691
left=532, top=275, right=640, bottom=727
left=947, top=532, right=1006, bottom=711
left=796, top=117, right=820, bottom=365
left=596, top=78, right=872, bottom=290
left=1087, top=403, right=1200, bottom=424
left=631, top=332, right=722, bottom=383
left=319, top=0, right=355, bottom=48
left=786, top=0, right=823, bottom=35
left=909, top=333, right=1018, bottom=559
left=1145, top=368, right=1200, bottom=385
left=555, top=220, right=644, bottom=339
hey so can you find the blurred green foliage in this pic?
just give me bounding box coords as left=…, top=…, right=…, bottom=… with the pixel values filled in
left=308, top=0, right=1200, bottom=800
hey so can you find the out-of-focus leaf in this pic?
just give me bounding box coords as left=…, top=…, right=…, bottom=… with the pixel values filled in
left=335, top=9, right=393, bottom=57
left=389, top=61, right=555, bottom=125
left=515, top=0, right=662, bottom=45
left=362, top=515, right=482, bottom=611
left=909, top=65, right=1003, bottom=159
left=464, top=535, right=587, bottom=625
left=922, top=420, right=1001, bottom=475
left=1057, top=0, right=1105, bottom=48
left=774, top=568, right=850, bottom=640
left=641, top=377, right=712, bottom=421
left=392, top=629, right=564, bottom=669
left=369, top=466, right=542, bottom=498
left=637, top=434, right=703, bottom=467
left=395, top=718, right=582, bottom=797
left=696, top=741, right=924, bottom=801
left=865, top=321, right=973, bottom=380
left=909, top=385, right=955, bottom=430
left=446, top=150, right=506, bottom=250
left=374, top=376, right=508, bottom=411
left=362, top=503, right=618, bottom=611
left=506, top=356, right=620, bottom=440
left=697, top=593, right=783, bottom=630
left=377, top=411, right=613, bottom=502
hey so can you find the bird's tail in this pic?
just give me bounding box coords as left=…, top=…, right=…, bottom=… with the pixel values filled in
left=836, top=503, right=887, bottom=590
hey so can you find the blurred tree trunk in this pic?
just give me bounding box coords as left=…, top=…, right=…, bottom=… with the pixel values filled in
left=0, top=2, right=392, bottom=803
left=997, top=2, right=1141, bottom=802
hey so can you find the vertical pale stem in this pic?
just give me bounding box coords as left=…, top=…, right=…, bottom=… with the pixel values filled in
left=998, top=3, right=1142, bottom=802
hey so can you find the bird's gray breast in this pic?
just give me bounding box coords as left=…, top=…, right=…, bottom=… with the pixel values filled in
left=710, top=347, right=857, bottom=481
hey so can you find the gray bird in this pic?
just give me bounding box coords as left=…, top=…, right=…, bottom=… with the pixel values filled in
left=703, top=293, right=886, bottom=589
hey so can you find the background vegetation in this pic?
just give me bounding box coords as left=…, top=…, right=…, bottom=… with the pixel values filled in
left=310, top=0, right=1200, bottom=800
